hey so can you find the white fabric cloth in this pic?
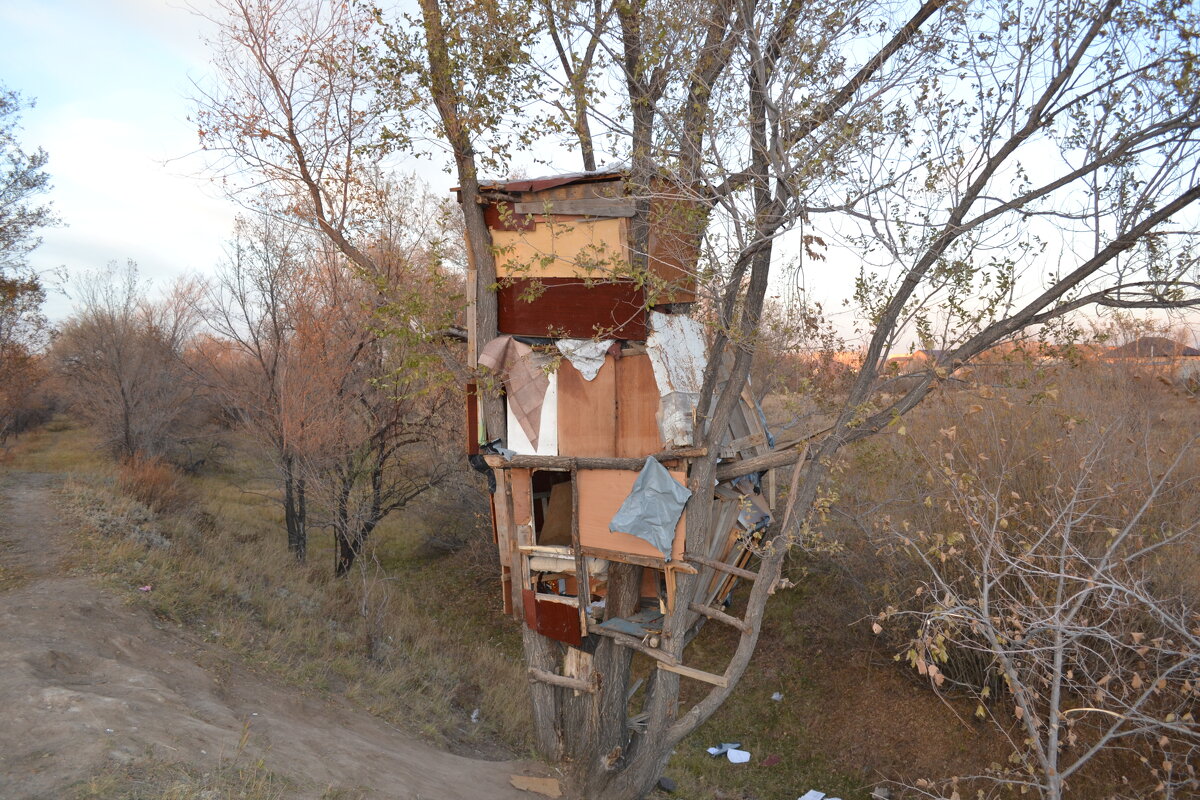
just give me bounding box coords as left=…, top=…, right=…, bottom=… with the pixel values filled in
left=555, top=338, right=613, bottom=381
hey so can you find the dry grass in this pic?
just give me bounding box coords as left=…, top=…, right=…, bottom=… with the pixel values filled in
left=68, top=755, right=297, bottom=800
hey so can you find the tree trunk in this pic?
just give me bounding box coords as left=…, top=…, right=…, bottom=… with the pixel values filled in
left=282, top=455, right=307, bottom=561
left=417, top=0, right=505, bottom=445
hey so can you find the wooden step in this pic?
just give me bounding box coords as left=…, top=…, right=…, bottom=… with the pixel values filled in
left=657, top=661, right=728, bottom=687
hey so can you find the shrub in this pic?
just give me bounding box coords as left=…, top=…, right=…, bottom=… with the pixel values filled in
left=117, top=455, right=196, bottom=515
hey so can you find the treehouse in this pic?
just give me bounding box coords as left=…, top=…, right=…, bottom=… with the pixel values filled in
left=458, top=170, right=778, bottom=688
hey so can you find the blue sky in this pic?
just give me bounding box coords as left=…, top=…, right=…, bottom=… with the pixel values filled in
left=1, top=1, right=262, bottom=318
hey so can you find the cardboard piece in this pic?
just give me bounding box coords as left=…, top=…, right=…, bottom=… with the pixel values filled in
left=538, top=481, right=573, bottom=546
left=509, top=775, right=563, bottom=798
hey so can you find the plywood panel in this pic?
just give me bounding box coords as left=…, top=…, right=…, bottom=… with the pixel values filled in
left=510, top=468, right=533, bottom=526
left=556, top=357, right=616, bottom=456
left=494, top=217, right=629, bottom=279
left=615, top=353, right=662, bottom=457
left=497, top=279, right=648, bottom=340
left=577, top=468, right=686, bottom=562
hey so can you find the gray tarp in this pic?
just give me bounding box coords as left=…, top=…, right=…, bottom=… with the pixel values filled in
left=609, top=457, right=692, bottom=560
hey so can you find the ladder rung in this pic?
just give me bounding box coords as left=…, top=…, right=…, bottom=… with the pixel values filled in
left=528, top=667, right=596, bottom=693
left=688, top=602, right=752, bottom=634
left=589, top=624, right=677, bottom=666
left=688, top=555, right=758, bottom=581
left=657, top=661, right=728, bottom=687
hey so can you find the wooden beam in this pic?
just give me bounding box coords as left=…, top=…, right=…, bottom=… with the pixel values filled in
left=580, top=545, right=665, bottom=570
left=688, top=602, right=752, bottom=634
left=513, top=198, right=636, bottom=217
left=528, top=667, right=596, bottom=694
left=589, top=623, right=678, bottom=666
left=570, top=466, right=589, bottom=635
left=483, top=449, right=707, bottom=471
left=657, top=661, right=728, bottom=687
left=687, top=554, right=758, bottom=581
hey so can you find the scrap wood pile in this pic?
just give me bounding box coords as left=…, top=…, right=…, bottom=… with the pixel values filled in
left=459, top=171, right=777, bottom=689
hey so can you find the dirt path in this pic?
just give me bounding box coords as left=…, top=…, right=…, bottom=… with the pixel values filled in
left=0, top=470, right=542, bottom=800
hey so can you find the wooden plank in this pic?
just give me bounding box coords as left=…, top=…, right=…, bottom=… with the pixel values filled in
left=581, top=546, right=665, bottom=569
left=528, top=667, right=596, bottom=694
left=465, top=382, right=480, bottom=455
left=497, top=278, right=647, bottom=340
left=723, top=432, right=766, bottom=457
left=494, top=469, right=522, bottom=620
left=576, top=468, right=687, bottom=562
left=533, top=593, right=584, bottom=646
left=657, top=661, right=728, bottom=687
left=589, top=624, right=678, bottom=664
left=482, top=448, right=706, bottom=471
left=615, top=353, right=662, bottom=457
left=688, top=554, right=758, bottom=581
left=514, top=199, right=635, bottom=217
left=570, top=466, right=589, bottom=636
left=510, top=468, right=533, bottom=526
left=688, top=601, right=752, bottom=634
left=595, top=613, right=663, bottom=639
left=556, top=357, right=617, bottom=457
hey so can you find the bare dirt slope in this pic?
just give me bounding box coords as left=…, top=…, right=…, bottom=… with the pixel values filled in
left=0, top=470, right=539, bottom=800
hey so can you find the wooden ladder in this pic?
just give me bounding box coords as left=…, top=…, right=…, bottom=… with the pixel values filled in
left=589, top=554, right=763, bottom=689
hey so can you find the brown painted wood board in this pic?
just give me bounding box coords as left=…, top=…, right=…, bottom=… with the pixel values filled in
left=465, top=382, right=479, bottom=455
left=522, top=589, right=585, bottom=646
left=555, top=357, right=617, bottom=457
left=615, top=353, right=663, bottom=457
left=495, top=469, right=524, bottom=621
left=510, top=468, right=533, bottom=526
left=497, top=279, right=648, bottom=340
left=570, top=466, right=589, bottom=636
left=577, top=468, right=686, bottom=562
left=484, top=201, right=536, bottom=231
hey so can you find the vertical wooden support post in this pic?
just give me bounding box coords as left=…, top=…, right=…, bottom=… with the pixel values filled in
left=569, top=461, right=589, bottom=637
left=496, top=468, right=523, bottom=622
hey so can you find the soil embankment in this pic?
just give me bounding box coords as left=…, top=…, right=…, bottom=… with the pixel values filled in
left=0, top=470, right=536, bottom=799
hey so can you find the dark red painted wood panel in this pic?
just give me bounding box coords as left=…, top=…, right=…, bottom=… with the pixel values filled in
left=497, top=278, right=648, bottom=340
left=522, top=588, right=584, bottom=646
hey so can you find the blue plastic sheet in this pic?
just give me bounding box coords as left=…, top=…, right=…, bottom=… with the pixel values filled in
left=609, top=457, right=692, bottom=560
